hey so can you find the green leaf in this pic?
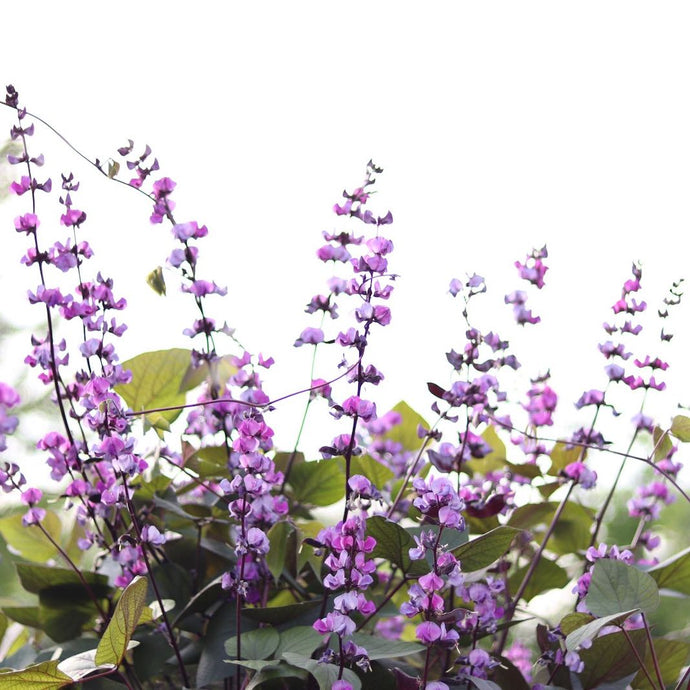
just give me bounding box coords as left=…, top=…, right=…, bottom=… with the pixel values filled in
left=95, top=576, right=148, bottom=666
left=586, top=559, right=659, bottom=617
left=275, top=626, right=325, bottom=658
left=648, top=545, right=690, bottom=595
left=38, top=597, right=99, bottom=643
left=559, top=612, right=594, bottom=636
left=548, top=441, right=585, bottom=476
left=266, top=522, right=294, bottom=583
left=565, top=609, right=639, bottom=652
left=383, top=401, right=429, bottom=453
left=670, top=414, right=690, bottom=442
left=338, top=454, right=395, bottom=490
left=466, top=425, right=508, bottom=474
left=15, top=564, right=110, bottom=598
left=197, top=601, right=245, bottom=687
left=171, top=576, right=223, bottom=626
left=508, top=501, right=593, bottom=556
left=1, top=607, right=41, bottom=628
left=366, top=516, right=425, bottom=576
left=453, top=526, right=521, bottom=572
left=288, top=460, right=344, bottom=507
left=508, top=556, right=569, bottom=603
left=146, top=266, right=166, bottom=296
left=115, top=348, right=194, bottom=431
left=225, top=627, right=280, bottom=660
left=179, top=354, right=237, bottom=393
left=0, top=659, right=73, bottom=689
left=241, top=599, right=323, bottom=626
left=184, top=445, right=229, bottom=478
left=632, top=638, right=690, bottom=690
left=653, top=425, right=674, bottom=461
left=244, top=663, right=308, bottom=690
left=280, top=653, right=361, bottom=690
left=578, top=628, right=646, bottom=690
left=549, top=502, right=595, bottom=556
left=504, top=460, right=543, bottom=480
left=348, top=633, right=423, bottom=660
left=0, top=511, right=63, bottom=562
left=507, top=502, right=555, bottom=531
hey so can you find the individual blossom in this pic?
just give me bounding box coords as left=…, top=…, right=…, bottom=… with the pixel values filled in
left=505, top=290, right=540, bottom=326
left=515, top=245, right=548, bottom=288
left=561, top=461, right=597, bottom=489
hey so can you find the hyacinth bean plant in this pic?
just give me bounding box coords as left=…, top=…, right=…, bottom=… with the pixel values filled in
left=1, top=83, right=690, bottom=690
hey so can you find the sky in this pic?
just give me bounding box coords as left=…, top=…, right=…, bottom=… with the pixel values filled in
left=2, top=1, right=690, bottom=465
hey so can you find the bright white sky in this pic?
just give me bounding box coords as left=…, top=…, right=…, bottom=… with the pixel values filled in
left=2, top=2, right=690, bottom=464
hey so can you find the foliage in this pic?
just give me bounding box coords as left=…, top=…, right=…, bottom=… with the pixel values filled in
left=0, top=84, right=689, bottom=690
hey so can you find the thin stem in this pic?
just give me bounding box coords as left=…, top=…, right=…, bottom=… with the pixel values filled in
left=281, top=329, right=323, bottom=491
left=126, top=362, right=358, bottom=418
left=674, top=663, right=690, bottom=690
left=589, top=426, right=640, bottom=549
left=621, top=626, right=659, bottom=690
left=489, top=415, right=690, bottom=505
left=641, top=612, right=665, bottom=690
left=120, top=476, right=190, bottom=688
left=494, top=482, right=574, bottom=655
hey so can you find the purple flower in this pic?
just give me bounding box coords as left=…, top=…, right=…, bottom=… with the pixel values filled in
left=294, top=327, right=325, bottom=347
left=181, top=280, right=227, bottom=297
left=341, top=396, right=377, bottom=422
left=415, top=621, right=458, bottom=647
left=141, top=525, right=166, bottom=546
left=172, top=221, right=208, bottom=241
left=562, top=461, right=597, bottom=489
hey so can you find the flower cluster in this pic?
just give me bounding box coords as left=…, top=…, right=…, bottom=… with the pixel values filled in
left=313, top=515, right=376, bottom=671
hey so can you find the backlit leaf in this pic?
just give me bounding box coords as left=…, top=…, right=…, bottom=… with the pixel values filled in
left=0, top=659, right=72, bottom=689
left=95, top=576, right=148, bottom=666
left=670, top=415, right=690, bottom=442
left=0, top=511, right=63, bottom=562
left=115, top=348, right=194, bottom=431
left=383, top=401, right=429, bottom=453
left=548, top=441, right=585, bottom=475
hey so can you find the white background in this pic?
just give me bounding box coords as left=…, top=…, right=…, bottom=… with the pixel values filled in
left=2, top=2, right=690, bottom=463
